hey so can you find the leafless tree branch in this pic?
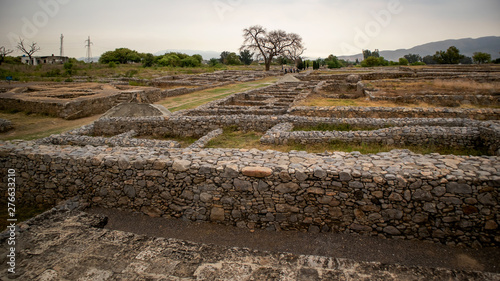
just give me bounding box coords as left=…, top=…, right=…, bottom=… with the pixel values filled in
left=240, top=25, right=305, bottom=71
left=16, top=38, right=40, bottom=64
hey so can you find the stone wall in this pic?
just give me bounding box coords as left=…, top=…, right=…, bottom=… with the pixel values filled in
left=0, top=118, right=13, bottom=132
left=1, top=141, right=498, bottom=247
left=367, top=93, right=500, bottom=107
left=0, top=90, right=158, bottom=120
left=91, top=114, right=486, bottom=138
left=288, top=106, right=500, bottom=120
left=36, top=130, right=180, bottom=148
left=260, top=123, right=484, bottom=151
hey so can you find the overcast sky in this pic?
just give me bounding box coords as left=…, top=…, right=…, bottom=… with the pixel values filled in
left=1, top=0, right=499, bottom=59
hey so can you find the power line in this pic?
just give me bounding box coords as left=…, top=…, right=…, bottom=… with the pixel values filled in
left=85, top=36, right=93, bottom=63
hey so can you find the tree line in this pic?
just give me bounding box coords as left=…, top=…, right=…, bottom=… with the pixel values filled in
left=359, top=46, right=497, bottom=67
left=1, top=28, right=498, bottom=69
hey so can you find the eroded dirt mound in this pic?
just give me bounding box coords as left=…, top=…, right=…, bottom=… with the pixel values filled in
left=101, top=103, right=171, bottom=118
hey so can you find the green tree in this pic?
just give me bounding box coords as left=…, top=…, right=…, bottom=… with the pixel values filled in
left=142, top=53, right=155, bottom=67
left=99, top=48, right=141, bottom=64
left=399, top=57, right=409, bottom=66
left=325, top=55, right=343, bottom=69
left=239, top=49, right=254, bottom=65
left=240, top=25, right=304, bottom=71
left=63, top=61, right=76, bottom=75
left=208, top=58, right=221, bottom=67
left=432, top=46, right=464, bottom=64
left=404, top=54, right=422, bottom=64
left=423, top=55, right=436, bottom=65
left=220, top=51, right=230, bottom=64
left=226, top=52, right=242, bottom=65
left=181, top=56, right=201, bottom=67
left=192, top=54, right=203, bottom=64
left=460, top=56, right=473, bottom=65
left=472, top=52, right=491, bottom=64
left=361, top=56, right=380, bottom=67
left=157, top=53, right=181, bottom=67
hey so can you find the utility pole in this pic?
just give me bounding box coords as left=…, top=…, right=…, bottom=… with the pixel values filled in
left=85, top=36, right=93, bottom=63
left=60, top=34, right=64, bottom=57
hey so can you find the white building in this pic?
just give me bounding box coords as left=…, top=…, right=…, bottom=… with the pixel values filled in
left=21, top=54, right=69, bottom=65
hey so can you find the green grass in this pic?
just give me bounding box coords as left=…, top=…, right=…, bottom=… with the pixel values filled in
left=0, top=111, right=100, bottom=141
left=204, top=129, right=491, bottom=156
left=206, top=127, right=263, bottom=149
left=158, top=77, right=278, bottom=112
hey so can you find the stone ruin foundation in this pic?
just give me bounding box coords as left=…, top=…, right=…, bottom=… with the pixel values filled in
left=1, top=67, right=499, bottom=254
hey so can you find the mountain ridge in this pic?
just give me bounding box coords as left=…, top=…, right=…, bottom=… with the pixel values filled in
left=338, top=36, right=500, bottom=62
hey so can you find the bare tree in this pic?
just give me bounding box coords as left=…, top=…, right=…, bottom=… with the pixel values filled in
left=0, top=46, right=14, bottom=65
left=240, top=25, right=304, bottom=71
left=16, top=38, right=40, bottom=65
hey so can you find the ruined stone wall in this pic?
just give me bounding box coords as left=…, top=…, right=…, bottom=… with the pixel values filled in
left=1, top=142, right=498, bottom=247
left=260, top=123, right=483, bottom=150
left=91, top=115, right=484, bottom=138
left=367, top=94, right=500, bottom=107
left=0, top=118, right=13, bottom=132
left=288, top=106, right=500, bottom=120
left=0, top=92, right=130, bottom=120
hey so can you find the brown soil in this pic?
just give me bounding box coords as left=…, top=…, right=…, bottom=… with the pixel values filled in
left=88, top=207, right=500, bottom=274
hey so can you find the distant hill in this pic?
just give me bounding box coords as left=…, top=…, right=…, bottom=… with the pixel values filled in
left=338, top=36, right=500, bottom=62
left=154, top=49, right=221, bottom=60
left=76, top=57, right=100, bottom=63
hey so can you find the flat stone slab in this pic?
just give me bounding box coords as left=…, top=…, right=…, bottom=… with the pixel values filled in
left=242, top=166, right=273, bottom=178
left=0, top=209, right=498, bottom=280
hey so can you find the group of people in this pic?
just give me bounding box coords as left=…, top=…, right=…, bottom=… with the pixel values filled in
left=282, top=66, right=300, bottom=74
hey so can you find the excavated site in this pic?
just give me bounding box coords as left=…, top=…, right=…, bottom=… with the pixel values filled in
left=1, top=67, right=500, bottom=280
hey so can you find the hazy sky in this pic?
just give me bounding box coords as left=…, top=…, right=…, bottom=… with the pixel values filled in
left=1, top=0, right=499, bottom=59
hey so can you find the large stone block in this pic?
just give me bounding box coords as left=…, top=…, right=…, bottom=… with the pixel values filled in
left=210, top=207, right=225, bottom=221
left=242, top=166, right=273, bottom=178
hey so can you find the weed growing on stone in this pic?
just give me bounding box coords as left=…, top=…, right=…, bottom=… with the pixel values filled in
left=205, top=129, right=490, bottom=156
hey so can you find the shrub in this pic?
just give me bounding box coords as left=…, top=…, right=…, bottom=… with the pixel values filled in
left=399, top=58, right=409, bottom=66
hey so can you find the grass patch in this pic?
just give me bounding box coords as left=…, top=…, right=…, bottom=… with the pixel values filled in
left=0, top=111, right=100, bottom=141
left=156, top=76, right=278, bottom=112
left=206, top=127, right=263, bottom=149
left=0, top=202, right=52, bottom=231
left=300, top=97, right=436, bottom=108
left=204, top=129, right=490, bottom=156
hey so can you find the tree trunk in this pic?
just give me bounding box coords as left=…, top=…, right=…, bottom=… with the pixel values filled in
left=265, top=61, right=271, bottom=71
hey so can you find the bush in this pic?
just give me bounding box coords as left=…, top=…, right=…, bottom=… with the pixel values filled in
left=125, top=69, right=138, bottom=77
left=108, top=62, right=117, bottom=68
left=398, top=58, right=409, bottom=66
left=42, top=69, right=61, bottom=77
left=181, top=56, right=201, bottom=67
left=361, top=56, right=379, bottom=67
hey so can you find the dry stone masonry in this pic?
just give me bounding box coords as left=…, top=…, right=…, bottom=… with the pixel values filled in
left=1, top=140, right=498, bottom=248
left=2, top=205, right=497, bottom=280
left=0, top=118, right=13, bottom=133
left=1, top=66, right=499, bottom=252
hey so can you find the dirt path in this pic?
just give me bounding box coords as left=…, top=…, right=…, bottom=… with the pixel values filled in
left=0, top=112, right=101, bottom=140
left=155, top=77, right=278, bottom=112
left=89, top=207, right=500, bottom=274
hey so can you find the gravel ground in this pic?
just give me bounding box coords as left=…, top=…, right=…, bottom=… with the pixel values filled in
left=88, top=207, right=500, bottom=274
